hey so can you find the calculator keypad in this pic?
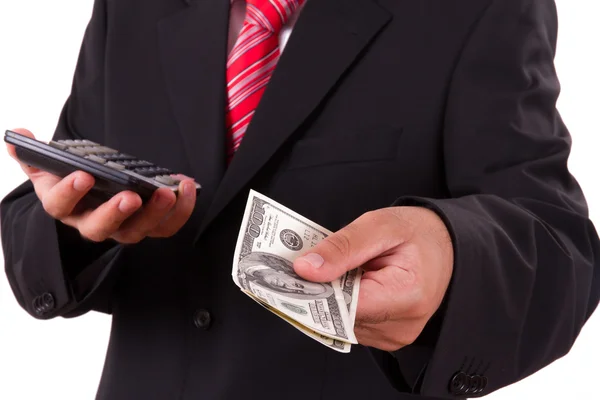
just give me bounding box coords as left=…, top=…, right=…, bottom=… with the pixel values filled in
left=85, top=154, right=107, bottom=164
left=50, top=139, right=200, bottom=191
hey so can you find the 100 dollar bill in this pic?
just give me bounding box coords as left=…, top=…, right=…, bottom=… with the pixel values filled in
left=232, top=190, right=361, bottom=351
left=243, top=289, right=351, bottom=353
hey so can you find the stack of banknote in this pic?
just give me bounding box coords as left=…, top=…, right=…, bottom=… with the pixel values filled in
left=232, top=190, right=362, bottom=353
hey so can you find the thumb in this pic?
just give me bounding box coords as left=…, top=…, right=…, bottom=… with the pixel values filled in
left=6, top=128, right=63, bottom=197
left=293, top=212, right=403, bottom=283
left=6, top=128, right=41, bottom=176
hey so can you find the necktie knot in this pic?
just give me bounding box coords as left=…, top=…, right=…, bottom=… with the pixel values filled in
left=245, top=0, right=304, bottom=33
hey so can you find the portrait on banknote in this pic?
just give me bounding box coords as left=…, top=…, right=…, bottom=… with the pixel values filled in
left=237, top=252, right=334, bottom=300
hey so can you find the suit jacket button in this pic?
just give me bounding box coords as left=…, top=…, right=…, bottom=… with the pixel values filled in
left=32, top=293, right=55, bottom=316
left=193, top=309, right=212, bottom=330
left=467, top=375, right=481, bottom=394
left=41, top=293, right=55, bottom=310
left=449, top=372, right=469, bottom=395
left=479, top=376, right=488, bottom=393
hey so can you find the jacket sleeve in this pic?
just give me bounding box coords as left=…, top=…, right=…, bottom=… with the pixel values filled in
left=1, top=0, right=125, bottom=320
left=386, top=0, right=600, bottom=397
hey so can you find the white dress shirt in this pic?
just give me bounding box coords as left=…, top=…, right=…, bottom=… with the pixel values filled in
left=227, top=0, right=305, bottom=55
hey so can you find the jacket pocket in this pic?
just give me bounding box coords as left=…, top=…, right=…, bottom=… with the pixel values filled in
left=286, top=128, right=403, bottom=170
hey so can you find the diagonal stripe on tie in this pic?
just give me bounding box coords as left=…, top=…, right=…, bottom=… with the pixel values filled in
left=225, top=0, right=305, bottom=161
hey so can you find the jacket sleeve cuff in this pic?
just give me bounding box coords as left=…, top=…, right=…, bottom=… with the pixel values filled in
left=389, top=195, right=524, bottom=398
left=379, top=196, right=457, bottom=395
left=4, top=189, right=123, bottom=319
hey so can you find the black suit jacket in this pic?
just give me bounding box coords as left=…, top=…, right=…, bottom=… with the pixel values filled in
left=2, top=0, right=599, bottom=399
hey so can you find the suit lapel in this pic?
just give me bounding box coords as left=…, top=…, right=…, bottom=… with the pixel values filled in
left=158, top=0, right=230, bottom=212
left=196, top=0, right=391, bottom=239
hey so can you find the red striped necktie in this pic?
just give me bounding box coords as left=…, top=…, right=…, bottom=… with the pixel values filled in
left=225, top=0, right=305, bottom=161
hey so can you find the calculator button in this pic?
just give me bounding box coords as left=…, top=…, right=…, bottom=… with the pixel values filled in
left=85, top=154, right=106, bottom=164
left=66, top=147, right=87, bottom=157
left=98, top=146, right=119, bottom=154
left=155, top=168, right=173, bottom=175
left=75, top=146, right=95, bottom=155
left=49, top=141, right=68, bottom=151
left=103, top=153, right=137, bottom=161
left=154, top=175, right=178, bottom=186
left=106, top=161, right=126, bottom=170
left=132, top=168, right=151, bottom=177
left=121, top=160, right=155, bottom=168
left=90, top=146, right=117, bottom=155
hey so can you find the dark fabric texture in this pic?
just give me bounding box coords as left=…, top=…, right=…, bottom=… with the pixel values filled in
left=2, top=0, right=599, bottom=399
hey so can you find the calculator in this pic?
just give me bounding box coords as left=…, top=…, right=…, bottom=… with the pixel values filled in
left=4, top=130, right=201, bottom=202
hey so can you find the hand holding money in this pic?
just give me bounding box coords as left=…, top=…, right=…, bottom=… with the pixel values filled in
left=232, top=191, right=453, bottom=353
left=293, top=207, right=454, bottom=352
left=232, top=191, right=361, bottom=353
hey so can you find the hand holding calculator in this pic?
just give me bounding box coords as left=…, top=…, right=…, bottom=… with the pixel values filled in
left=4, top=129, right=200, bottom=243
left=4, top=129, right=201, bottom=202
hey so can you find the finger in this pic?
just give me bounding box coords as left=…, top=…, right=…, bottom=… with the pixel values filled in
left=38, top=171, right=95, bottom=219
left=354, top=324, right=391, bottom=349
left=30, top=173, right=62, bottom=200
left=354, top=272, right=394, bottom=325
left=356, top=266, right=422, bottom=326
left=111, top=188, right=176, bottom=243
left=149, top=180, right=197, bottom=237
left=6, top=128, right=42, bottom=175
left=72, top=192, right=142, bottom=242
left=354, top=324, right=379, bottom=347
left=293, top=209, right=408, bottom=283
left=354, top=323, right=409, bottom=352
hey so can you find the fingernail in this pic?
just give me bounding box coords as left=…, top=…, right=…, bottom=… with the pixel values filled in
left=183, top=182, right=195, bottom=197
left=73, top=177, right=90, bottom=192
left=297, top=253, right=325, bottom=269
left=153, top=193, right=172, bottom=209
left=118, top=199, right=137, bottom=213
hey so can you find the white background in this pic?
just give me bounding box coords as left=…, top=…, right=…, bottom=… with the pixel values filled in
left=0, top=1, right=599, bottom=399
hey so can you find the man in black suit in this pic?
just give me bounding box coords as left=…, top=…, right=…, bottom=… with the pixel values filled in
left=2, top=0, right=599, bottom=399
